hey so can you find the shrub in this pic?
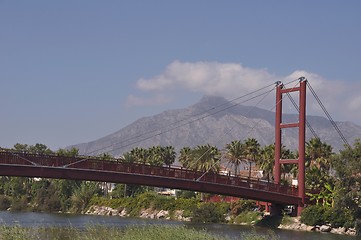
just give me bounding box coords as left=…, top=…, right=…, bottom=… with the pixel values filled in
left=324, top=207, right=355, bottom=228
left=151, top=195, right=176, bottom=211
left=300, top=205, right=327, bottom=226
left=176, top=190, right=196, bottom=199
left=191, top=203, right=225, bottom=223
left=230, top=200, right=256, bottom=216
left=10, top=196, right=28, bottom=211
left=0, top=195, right=11, bottom=210
left=234, top=211, right=261, bottom=225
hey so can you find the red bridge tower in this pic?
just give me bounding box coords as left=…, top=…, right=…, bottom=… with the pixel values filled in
left=274, top=78, right=307, bottom=215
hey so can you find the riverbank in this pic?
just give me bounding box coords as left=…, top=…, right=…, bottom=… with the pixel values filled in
left=85, top=205, right=357, bottom=237
left=86, top=205, right=191, bottom=221
left=278, top=216, right=357, bottom=236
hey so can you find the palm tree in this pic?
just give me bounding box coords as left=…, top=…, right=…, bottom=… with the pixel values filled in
left=99, top=153, right=113, bottom=161
left=179, top=147, right=192, bottom=169
left=306, top=137, right=333, bottom=171
left=244, top=138, right=260, bottom=178
left=191, top=144, right=221, bottom=173
left=226, top=140, right=245, bottom=176
left=281, top=146, right=297, bottom=180
left=258, top=144, right=274, bottom=181
left=147, top=146, right=163, bottom=166
left=130, top=147, right=149, bottom=164
left=121, top=152, right=136, bottom=163
left=161, top=146, right=176, bottom=167
left=71, top=181, right=99, bottom=213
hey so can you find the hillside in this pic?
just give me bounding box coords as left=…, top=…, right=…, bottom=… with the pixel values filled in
left=68, top=96, right=361, bottom=156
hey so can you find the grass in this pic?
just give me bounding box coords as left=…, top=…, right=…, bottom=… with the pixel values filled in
left=0, top=224, right=281, bottom=240
left=0, top=225, right=229, bottom=240
left=233, top=211, right=262, bottom=225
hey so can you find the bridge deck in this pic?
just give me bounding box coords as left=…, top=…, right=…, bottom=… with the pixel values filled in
left=0, top=151, right=304, bottom=205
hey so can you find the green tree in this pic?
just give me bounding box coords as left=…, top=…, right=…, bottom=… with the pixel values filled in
left=244, top=138, right=260, bottom=178
left=56, top=147, right=79, bottom=157
left=52, top=179, right=81, bottom=212
left=71, top=181, right=99, bottom=213
left=331, top=139, right=361, bottom=214
left=13, top=143, right=29, bottom=153
left=258, top=144, right=275, bottom=181
left=28, top=143, right=53, bottom=155
left=191, top=144, right=220, bottom=173
left=130, top=147, right=149, bottom=164
left=179, top=147, right=192, bottom=169
left=120, top=152, right=136, bottom=163
left=306, top=137, right=333, bottom=171
left=305, top=138, right=333, bottom=189
left=225, top=140, right=245, bottom=176
left=147, top=146, right=163, bottom=166
left=161, top=146, right=176, bottom=167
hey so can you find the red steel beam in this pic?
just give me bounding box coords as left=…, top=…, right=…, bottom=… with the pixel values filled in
left=280, top=159, right=299, bottom=164
left=280, top=87, right=301, bottom=94
left=280, top=123, right=299, bottom=129
left=274, top=84, right=282, bottom=184
left=298, top=80, right=307, bottom=213
left=0, top=164, right=301, bottom=205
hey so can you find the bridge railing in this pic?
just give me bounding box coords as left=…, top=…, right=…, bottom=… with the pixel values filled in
left=0, top=151, right=299, bottom=197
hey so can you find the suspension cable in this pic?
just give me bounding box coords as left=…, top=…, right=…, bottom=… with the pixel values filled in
left=285, top=92, right=319, bottom=139
left=306, top=81, right=351, bottom=148
left=87, top=82, right=277, bottom=155
left=86, top=78, right=304, bottom=156
left=194, top=84, right=277, bottom=180
left=106, top=87, right=277, bottom=155
left=182, top=79, right=301, bottom=177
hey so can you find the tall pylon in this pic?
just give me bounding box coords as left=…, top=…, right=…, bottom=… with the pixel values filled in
left=274, top=78, right=306, bottom=215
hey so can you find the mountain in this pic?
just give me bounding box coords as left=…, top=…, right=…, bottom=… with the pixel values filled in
left=68, top=96, right=361, bottom=157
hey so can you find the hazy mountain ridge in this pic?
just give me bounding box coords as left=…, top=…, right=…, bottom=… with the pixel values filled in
left=68, top=96, right=361, bottom=156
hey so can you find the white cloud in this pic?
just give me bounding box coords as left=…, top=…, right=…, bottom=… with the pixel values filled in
left=129, top=61, right=361, bottom=124
left=136, top=61, right=276, bottom=97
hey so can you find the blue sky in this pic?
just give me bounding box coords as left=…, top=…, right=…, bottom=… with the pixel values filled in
left=1, top=1, right=360, bottom=150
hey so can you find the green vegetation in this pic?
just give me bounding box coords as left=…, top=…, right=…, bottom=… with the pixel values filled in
left=191, top=202, right=225, bottom=223
left=233, top=211, right=261, bottom=225
left=300, top=138, right=361, bottom=234
left=0, top=225, right=281, bottom=240
left=1, top=137, right=361, bottom=234
left=0, top=225, right=228, bottom=240
left=241, top=230, right=280, bottom=240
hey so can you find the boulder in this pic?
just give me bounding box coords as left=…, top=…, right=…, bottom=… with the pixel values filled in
left=119, top=208, right=127, bottom=217
left=320, top=225, right=332, bottom=232
left=156, top=210, right=169, bottom=219
left=331, top=227, right=347, bottom=235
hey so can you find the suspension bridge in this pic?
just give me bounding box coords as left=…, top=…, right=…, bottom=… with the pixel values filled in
left=0, top=78, right=347, bottom=215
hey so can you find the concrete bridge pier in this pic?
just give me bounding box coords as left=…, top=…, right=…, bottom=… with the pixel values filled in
left=270, top=203, right=282, bottom=216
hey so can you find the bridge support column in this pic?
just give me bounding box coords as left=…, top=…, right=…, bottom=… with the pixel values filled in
left=274, top=78, right=307, bottom=216
left=270, top=203, right=282, bottom=216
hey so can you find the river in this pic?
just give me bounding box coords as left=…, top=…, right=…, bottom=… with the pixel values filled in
left=0, top=211, right=356, bottom=240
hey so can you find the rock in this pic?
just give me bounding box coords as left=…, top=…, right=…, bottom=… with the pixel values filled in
left=140, top=209, right=150, bottom=218
left=156, top=210, right=169, bottom=219
left=300, top=223, right=307, bottom=230
left=331, top=227, right=347, bottom=235
left=346, top=228, right=356, bottom=236
left=119, top=208, right=127, bottom=217
left=306, top=225, right=315, bottom=231
left=320, top=225, right=332, bottom=232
